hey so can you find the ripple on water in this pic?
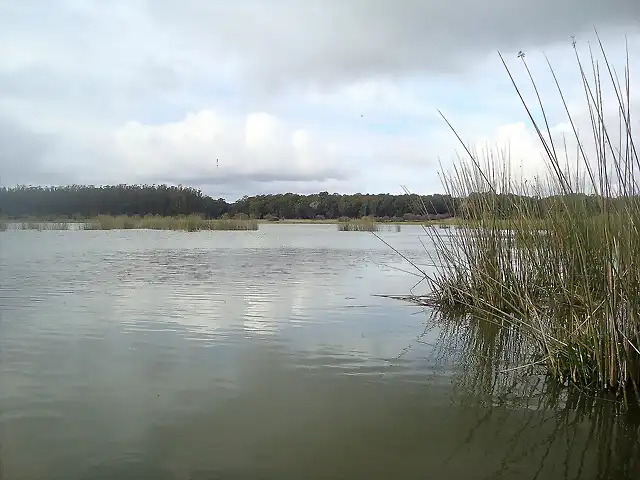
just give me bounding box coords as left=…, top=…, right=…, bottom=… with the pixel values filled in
left=3, top=227, right=497, bottom=479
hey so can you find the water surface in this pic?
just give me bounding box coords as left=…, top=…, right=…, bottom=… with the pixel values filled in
left=1, top=224, right=638, bottom=479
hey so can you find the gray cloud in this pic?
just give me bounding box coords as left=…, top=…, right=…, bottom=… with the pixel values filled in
left=0, top=116, right=55, bottom=185
left=0, top=0, right=638, bottom=191
left=150, top=0, right=640, bottom=89
left=148, top=168, right=350, bottom=188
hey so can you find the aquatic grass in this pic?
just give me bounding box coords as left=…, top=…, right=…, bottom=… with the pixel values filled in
left=415, top=35, right=640, bottom=398
left=85, top=214, right=259, bottom=231
left=199, top=218, right=259, bottom=231
left=11, top=221, right=71, bottom=231
left=84, top=215, right=136, bottom=230
left=337, top=218, right=379, bottom=232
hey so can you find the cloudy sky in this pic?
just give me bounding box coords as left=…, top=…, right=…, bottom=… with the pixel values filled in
left=1, top=0, right=639, bottom=200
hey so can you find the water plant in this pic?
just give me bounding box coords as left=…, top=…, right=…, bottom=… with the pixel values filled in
left=12, top=221, right=71, bottom=231
left=85, top=214, right=258, bottom=231
left=337, top=217, right=379, bottom=232
left=414, top=35, right=640, bottom=399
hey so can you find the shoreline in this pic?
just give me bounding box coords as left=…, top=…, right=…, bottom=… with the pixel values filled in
left=1, top=216, right=460, bottom=226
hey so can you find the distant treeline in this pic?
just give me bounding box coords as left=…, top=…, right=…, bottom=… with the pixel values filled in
left=0, top=185, right=613, bottom=221
left=0, top=185, right=455, bottom=220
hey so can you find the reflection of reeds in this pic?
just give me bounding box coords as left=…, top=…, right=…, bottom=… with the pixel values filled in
left=425, top=310, right=640, bottom=480
left=411, top=36, right=640, bottom=397
left=461, top=383, right=640, bottom=480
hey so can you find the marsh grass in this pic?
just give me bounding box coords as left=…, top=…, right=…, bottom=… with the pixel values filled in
left=415, top=35, right=640, bottom=399
left=9, top=221, right=71, bottom=231
left=3, top=215, right=258, bottom=231
left=85, top=215, right=259, bottom=231
left=337, top=218, right=379, bottom=232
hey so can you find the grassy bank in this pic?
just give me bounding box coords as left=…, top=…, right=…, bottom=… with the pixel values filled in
left=1, top=215, right=454, bottom=229
left=271, top=218, right=447, bottom=225
left=415, top=38, right=640, bottom=399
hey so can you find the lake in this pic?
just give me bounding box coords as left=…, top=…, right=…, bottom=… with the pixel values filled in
left=1, top=224, right=639, bottom=480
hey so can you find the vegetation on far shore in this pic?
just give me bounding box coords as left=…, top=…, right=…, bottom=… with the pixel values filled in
left=0, top=215, right=258, bottom=232
left=408, top=36, right=640, bottom=401
left=0, top=181, right=618, bottom=225
left=0, top=215, right=414, bottom=232
left=0, top=185, right=455, bottom=221
left=88, top=215, right=259, bottom=231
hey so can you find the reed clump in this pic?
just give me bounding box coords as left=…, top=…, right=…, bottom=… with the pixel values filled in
left=86, top=214, right=258, bottom=231
left=337, top=217, right=379, bottom=232
left=419, top=36, right=640, bottom=398
left=10, top=221, right=71, bottom=231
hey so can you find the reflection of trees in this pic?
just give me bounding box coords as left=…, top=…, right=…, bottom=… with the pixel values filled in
left=421, top=311, right=640, bottom=480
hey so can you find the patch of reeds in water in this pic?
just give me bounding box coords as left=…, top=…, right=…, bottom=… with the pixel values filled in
left=6, top=221, right=71, bottom=231
left=85, top=215, right=259, bottom=231
left=415, top=36, right=640, bottom=400
left=2, top=215, right=258, bottom=231
left=337, top=218, right=379, bottom=232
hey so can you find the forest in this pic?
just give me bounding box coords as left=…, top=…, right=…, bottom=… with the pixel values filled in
left=0, top=184, right=609, bottom=221
left=0, top=185, right=455, bottom=220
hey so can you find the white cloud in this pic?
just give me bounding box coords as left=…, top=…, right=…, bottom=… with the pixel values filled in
left=111, top=109, right=350, bottom=187
left=471, top=122, right=548, bottom=178
left=452, top=82, right=640, bottom=196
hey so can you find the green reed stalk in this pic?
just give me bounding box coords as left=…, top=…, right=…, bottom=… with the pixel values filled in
left=421, top=35, right=640, bottom=398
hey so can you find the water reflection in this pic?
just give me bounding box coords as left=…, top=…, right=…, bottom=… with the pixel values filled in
left=427, top=311, right=640, bottom=480
left=1, top=225, right=639, bottom=479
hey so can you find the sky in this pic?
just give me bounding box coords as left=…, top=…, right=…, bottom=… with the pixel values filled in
left=1, top=0, right=639, bottom=201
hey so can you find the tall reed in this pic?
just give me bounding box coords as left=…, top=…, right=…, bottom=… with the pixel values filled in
left=419, top=35, right=640, bottom=398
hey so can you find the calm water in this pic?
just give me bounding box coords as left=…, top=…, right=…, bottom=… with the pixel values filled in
left=1, top=224, right=639, bottom=480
